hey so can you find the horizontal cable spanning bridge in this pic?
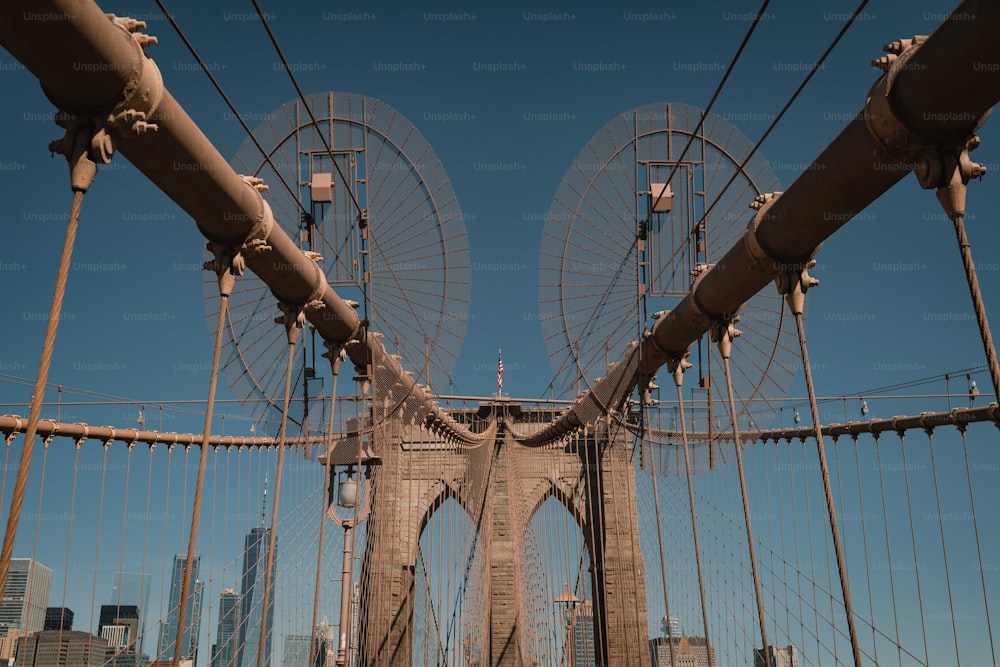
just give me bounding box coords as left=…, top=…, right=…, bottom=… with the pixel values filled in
left=635, top=402, right=1000, bottom=445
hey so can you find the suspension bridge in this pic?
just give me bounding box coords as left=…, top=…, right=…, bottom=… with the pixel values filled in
left=0, top=1, right=998, bottom=665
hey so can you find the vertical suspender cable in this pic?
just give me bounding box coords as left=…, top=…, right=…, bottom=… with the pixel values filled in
left=873, top=434, right=903, bottom=664
left=172, top=264, right=235, bottom=667
left=852, top=435, right=879, bottom=665
left=644, top=410, right=676, bottom=667
left=898, top=432, right=930, bottom=665
left=951, top=212, right=1000, bottom=403
left=780, top=268, right=861, bottom=667
left=926, top=429, right=962, bottom=665
left=959, top=425, right=997, bottom=666
left=673, top=361, right=713, bottom=659
left=310, top=348, right=341, bottom=667
left=257, top=313, right=300, bottom=667
left=716, top=320, right=771, bottom=667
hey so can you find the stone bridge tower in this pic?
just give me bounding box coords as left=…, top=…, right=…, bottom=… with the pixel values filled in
left=357, top=402, right=650, bottom=667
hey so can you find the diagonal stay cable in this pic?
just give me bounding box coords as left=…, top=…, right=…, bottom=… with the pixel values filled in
left=700, top=0, right=871, bottom=227
left=251, top=0, right=364, bottom=217
left=541, top=0, right=772, bottom=399
left=645, top=0, right=773, bottom=239
left=155, top=0, right=308, bottom=218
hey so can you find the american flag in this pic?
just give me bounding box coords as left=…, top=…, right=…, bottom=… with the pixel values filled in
left=497, top=349, right=504, bottom=391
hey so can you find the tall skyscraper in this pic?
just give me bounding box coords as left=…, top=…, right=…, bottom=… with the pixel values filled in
left=210, top=588, right=240, bottom=667
left=157, top=556, right=203, bottom=665
left=110, top=572, right=152, bottom=652
left=281, top=623, right=332, bottom=667
left=0, top=558, right=51, bottom=636
left=43, top=608, right=73, bottom=632
left=237, top=475, right=276, bottom=667
left=571, top=600, right=596, bottom=667
left=235, top=527, right=275, bottom=667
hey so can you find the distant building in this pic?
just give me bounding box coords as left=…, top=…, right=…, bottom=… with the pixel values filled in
left=99, top=605, right=139, bottom=650
left=101, top=625, right=130, bottom=651
left=236, top=527, right=276, bottom=667
left=0, top=628, right=20, bottom=662
left=649, top=634, right=717, bottom=667
left=42, top=609, right=72, bottom=632
left=110, top=573, right=152, bottom=653
left=156, top=556, right=203, bottom=665
left=571, top=600, right=596, bottom=666
left=348, top=583, right=360, bottom=667
left=755, top=644, right=801, bottom=667
left=662, top=615, right=681, bottom=638
left=0, top=559, right=52, bottom=635
left=14, top=629, right=108, bottom=666
left=210, top=588, right=239, bottom=667
left=105, top=648, right=150, bottom=667
left=280, top=623, right=332, bottom=667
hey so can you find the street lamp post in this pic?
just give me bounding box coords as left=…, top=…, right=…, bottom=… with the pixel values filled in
left=319, top=418, right=380, bottom=667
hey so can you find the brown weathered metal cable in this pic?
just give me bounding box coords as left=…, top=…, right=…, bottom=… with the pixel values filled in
left=646, top=416, right=676, bottom=667
left=172, top=266, right=233, bottom=667
left=674, top=374, right=713, bottom=660
left=959, top=425, right=997, bottom=666
left=256, top=321, right=299, bottom=667
left=721, top=351, right=770, bottom=667
left=788, top=296, right=862, bottom=667
left=926, top=429, right=962, bottom=665
left=873, top=434, right=904, bottom=664
left=699, top=0, right=870, bottom=227
left=951, top=212, right=1000, bottom=404
left=56, top=441, right=80, bottom=655
left=851, top=435, right=880, bottom=665
left=29, top=436, right=49, bottom=599
left=0, top=185, right=84, bottom=610
left=646, top=0, right=772, bottom=246
left=250, top=0, right=363, bottom=218
left=152, top=0, right=308, bottom=219
left=898, top=431, right=930, bottom=664
left=308, top=350, right=340, bottom=667
left=89, top=443, right=109, bottom=643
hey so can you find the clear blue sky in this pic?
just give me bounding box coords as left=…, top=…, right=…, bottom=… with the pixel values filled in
left=1, top=1, right=999, bottom=665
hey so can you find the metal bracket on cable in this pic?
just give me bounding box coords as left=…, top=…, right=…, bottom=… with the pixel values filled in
left=915, top=136, right=987, bottom=220
left=668, top=354, right=692, bottom=388
left=744, top=192, right=784, bottom=273
left=710, top=317, right=742, bottom=361
left=204, top=241, right=244, bottom=298
left=775, top=259, right=819, bottom=316
left=275, top=301, right=305, bottom=345
left=48, top=115, right=103, bottom=194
